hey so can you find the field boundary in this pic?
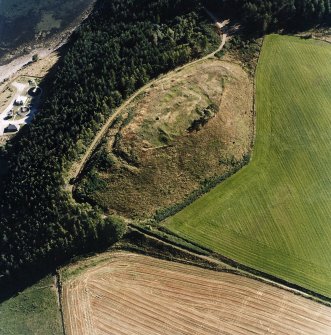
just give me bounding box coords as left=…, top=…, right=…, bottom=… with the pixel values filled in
left=58, top=226, right=331, bottom=333
left=152, top=156, right=250, bottom=223
left=55, top=272, right=67, bottom=335
left=61, top=251, right=331, bottom=335
left=59, top=223, right=331, bottom=307
left=128, top=225, right=331, bottom=307
left=250, top=36, right=265, bottom=153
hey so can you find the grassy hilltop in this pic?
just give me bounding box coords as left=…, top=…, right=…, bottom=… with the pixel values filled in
left=166, top=34, right=331, bottom=297
left=75, top=58, right=253, bottom=219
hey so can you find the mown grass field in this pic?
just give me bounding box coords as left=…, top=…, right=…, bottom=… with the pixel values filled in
left=166, top=34, right=331, bottom=297
left=0, top=276, right=63, bottom=335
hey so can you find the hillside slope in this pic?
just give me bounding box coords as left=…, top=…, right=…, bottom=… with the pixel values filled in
left=0, top=0, right=219, bottom=282
left=75, top=57, right=253, bottom=219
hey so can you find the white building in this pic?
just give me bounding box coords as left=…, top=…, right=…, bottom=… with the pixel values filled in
left=15, top=96, right=28, bottom=105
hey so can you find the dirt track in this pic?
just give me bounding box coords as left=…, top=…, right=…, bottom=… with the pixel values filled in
left=62, top=252, right=331, bottom=335
left=80, top=57, right=253, bottom=218
left=67, top=22, right=228, bottom=185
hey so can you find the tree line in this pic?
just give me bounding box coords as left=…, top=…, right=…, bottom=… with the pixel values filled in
left=206, top=0, right=330, bottom=32
left=0, top=0, right=218, bottom=284
left=1, top=0, right=330, bottom=285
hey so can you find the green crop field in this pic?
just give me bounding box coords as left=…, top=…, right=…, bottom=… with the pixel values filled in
left=0, top=276, right=63, bottom=335
left=165, top=34, right=331, bottom=298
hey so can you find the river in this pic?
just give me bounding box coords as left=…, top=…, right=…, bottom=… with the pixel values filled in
left=0, top=0, right=95, bottom=66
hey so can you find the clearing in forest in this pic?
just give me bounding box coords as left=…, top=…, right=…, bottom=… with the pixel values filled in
left=62, top=252, right=331, bottom=335
left=75, top=58, right=253, bottom=218
left=166, top=34, right=331, bottom=297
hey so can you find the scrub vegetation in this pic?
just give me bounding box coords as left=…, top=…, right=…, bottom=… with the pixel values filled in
left=75, top=58, right=253, bottom=219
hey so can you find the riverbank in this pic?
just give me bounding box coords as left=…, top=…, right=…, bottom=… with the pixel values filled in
left=0, top=0, right=96, bottom=83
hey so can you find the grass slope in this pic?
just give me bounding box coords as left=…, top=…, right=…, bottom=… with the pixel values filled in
left=0, top=276, right=63, bottom=335
left=76, top=59, right=253, bottom=219
left=166, top=34, right=331, bottom=297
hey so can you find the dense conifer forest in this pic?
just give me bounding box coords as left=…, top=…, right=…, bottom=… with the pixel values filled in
left=0, top=0, right=330, bottom=285
left=0, top=0, right=218, bottom=283
left=207, top=0, right=330, bottom=32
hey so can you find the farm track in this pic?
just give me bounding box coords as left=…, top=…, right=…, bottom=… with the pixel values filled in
left=128, top=225, right=331, bottom=306
left=62, top=252, right=331, bottom=335
left=67, top=21, right=228, bottom=188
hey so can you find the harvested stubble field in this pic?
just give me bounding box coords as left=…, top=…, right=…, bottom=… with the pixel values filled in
left=76, top=58, right=253, bottom=218
left=62, top=252, right=331, bottom=335
left=166, top=35, right=331, bottom=297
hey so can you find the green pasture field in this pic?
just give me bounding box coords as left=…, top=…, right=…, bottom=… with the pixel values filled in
left=165, top=34, right=331, bottom=297
left=0, top=276, right=63, bottom=335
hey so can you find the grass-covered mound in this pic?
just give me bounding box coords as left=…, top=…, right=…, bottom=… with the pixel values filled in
left=75, top=59, right=253, bottom=219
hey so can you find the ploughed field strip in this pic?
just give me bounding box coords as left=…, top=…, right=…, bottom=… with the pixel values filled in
left=62, top=252, right=331, bottom=335
left=166, top=35, right=331, bottom=297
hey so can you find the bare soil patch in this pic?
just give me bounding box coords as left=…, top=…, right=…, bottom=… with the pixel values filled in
left=76, top=58, right=253, bottom=219
left=62, top=252, right=331, bottom=335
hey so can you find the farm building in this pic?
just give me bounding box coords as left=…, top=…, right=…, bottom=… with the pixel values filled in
left=4, top=124, right=20, bottom=133
left=15, top=96, right=27, bottom=106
